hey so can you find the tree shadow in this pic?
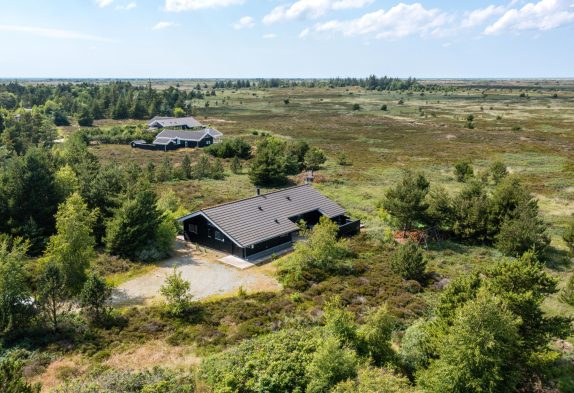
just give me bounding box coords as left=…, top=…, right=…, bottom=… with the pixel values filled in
left=544, top=246, right=573, bottom=272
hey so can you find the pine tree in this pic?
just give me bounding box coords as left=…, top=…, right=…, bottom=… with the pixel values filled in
left=230, top=156, right=242, bottom=174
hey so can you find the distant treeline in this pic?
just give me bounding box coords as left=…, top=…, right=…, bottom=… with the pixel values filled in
left=212, top=75, right=420, bottom=90
left=0, top=81, right=207, bottom=121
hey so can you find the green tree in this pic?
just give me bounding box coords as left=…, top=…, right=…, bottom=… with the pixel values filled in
left=105, top=186, right=166, bottom=261
left=323, top=296, right=358, bottom=347
left=383, top=171, right=430, bottom=232
left=425, top=186, right=453, bottom=230
left=210, top=158, right=225, bottom=180
left=488, top=161, right=508, bottom=185
left=181, top=154, right=192, bottom=179
left=160, top=265, right=192, bottom=316
left=562, top=219, right=574, bottom=254
left=453, top=160, right=473, bottom=182
left=332, top=367, right=416, bottom=393
left=230, top=156, right=242, bottom=174
left=357, top=304, right=396, bottom=365
left=278, top=217, right=349, bottom=289
left=194, top=155, right=210, bottom=179
left=77, top=107, right=94, bottom=127
left=249, top=137, right=289, bottom=186
left=1, top=148, right=59, bottom=254
left=79, top=272, right=112, bottom=324
left=0, top=236, right=34, bottom=334
left=560, top=274, right=574, bottom=306
left=419, top=292, right=520, bottom=393
left=306, top=336, right=358, bottom=393
left=0, top=357, right=41, bottom=393
left=54, top=165, right=80, bottom=201
left=155, top=156, right=173, bottom=182
left=451, top=181, right=491, bottom=243
left=173, top=107, right=186, bottom=117
left=37, top=261, right=68, bottom=332
left=495, top=202, right=549, bottom=257
left=390, top=242, right=427, bottom=282
left=44, top=193, right=97, bottom=295
left=304, top=148, right=327, bottom=171
left=399, top=318, right=437, bottom=373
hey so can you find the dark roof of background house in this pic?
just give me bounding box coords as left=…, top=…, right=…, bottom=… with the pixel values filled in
left=148, top=116, right=203, bottom=128
left=178, top=185, right=346, bottom=247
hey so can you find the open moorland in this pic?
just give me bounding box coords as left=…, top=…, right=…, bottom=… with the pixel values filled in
left=1, top=79, right=574, bottom=392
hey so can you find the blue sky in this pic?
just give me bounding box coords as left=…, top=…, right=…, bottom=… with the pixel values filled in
left=0, top=0, right=573, bottom=78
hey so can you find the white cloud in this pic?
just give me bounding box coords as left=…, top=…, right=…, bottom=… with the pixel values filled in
left=164, top=0, right=244, bottom=12
left=263, top=33, right=277, bottom=39
left=461, top=5, right=507, bottom=28
left=485, top=0, right=574, bottom=34
left=263, top=0, right=373, bottom=24
left=233, top=16, right=255, bottom=29
left=299, top=27, right=310, bottom=38
left=116, top=2, right=137, bottom=10
left=0, top=24, right=115, bottom=42
left=95, top=0, right=114, bottom=7
left=152, top=21, right=177, bottom=30
left=312, top=3, right=450, bottom=39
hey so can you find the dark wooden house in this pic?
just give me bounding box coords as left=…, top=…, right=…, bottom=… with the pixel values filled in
left=177, top=185, right=360, bottom=261
left=131, top=128, right=223, bottom=151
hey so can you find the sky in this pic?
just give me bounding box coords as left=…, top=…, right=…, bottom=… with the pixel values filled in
left=0, top=0, right=573, bottom=78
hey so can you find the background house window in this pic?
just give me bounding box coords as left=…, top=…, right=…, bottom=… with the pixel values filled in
left=214, top=230, right=224, bottom=242
left=189, top=224, right=198, bottom=234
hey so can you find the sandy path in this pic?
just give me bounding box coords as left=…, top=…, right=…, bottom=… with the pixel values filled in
left=113, top=242, right=280, bottom=305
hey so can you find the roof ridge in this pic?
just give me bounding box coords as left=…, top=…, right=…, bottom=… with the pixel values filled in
left=202, top=184, right=310, bottom=213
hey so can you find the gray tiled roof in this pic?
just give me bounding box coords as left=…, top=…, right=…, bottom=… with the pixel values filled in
left=148, top=116, right=203, bottom=129
left=152, top=137, right=174, bottom=145
left=179, top=185, right=346, bottom=247
left=156, top=129, right=210, bottom=141
left=204, top=128, right=223, bottom=138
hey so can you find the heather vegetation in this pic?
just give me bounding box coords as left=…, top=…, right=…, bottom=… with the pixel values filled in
left=0, top=78, right=573, bottom=392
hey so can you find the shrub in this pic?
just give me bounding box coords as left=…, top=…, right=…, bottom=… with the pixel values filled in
left=418, top=292, right=521, bottom=393
left=278, top=217, right=349, bottom=289
left=352, top=103, right=361, bottom=111
left=399, top=318, right=436, bottom=373
left=160, top=265, right=192, bottom=316
left=381, top=104, right=388, bottom=111
left=560, top=274, right=574, bottom=306
left=453, top=160, right=473, bottom=182
left=0, top=357, right=41, bottom=393
left=304, top=148, right=327, bottom=171
left=563, top=220, right=574, bottom=254
left=383, top=171, right=430, bottom=231
left=357, top=304, right=396, bottom=365
left=207, top=138, right=251, bottom=159
left=332, top=366, right=416, bottom=393
left=200, top=329, right=319, bottom=393
left=488, top=161, right=508, bottom=184
left=306, top=336, right=358, bottom=393
left=79, top=273, right=112, bottom=324
left=390, top=242, right=427, bottom=282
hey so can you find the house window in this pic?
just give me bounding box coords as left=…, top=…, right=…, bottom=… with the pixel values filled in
left=189, top=224, right=198, bottom=234
left=214, top=230, right=225, bottom=242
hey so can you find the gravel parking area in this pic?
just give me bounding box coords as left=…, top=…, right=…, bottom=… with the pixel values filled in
left=113, top=241, right=280, bottom=305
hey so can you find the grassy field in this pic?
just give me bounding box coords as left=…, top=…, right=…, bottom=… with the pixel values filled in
left=88, top=82, right=574, bottom=298
left=66, top=82, right=574, bottom=391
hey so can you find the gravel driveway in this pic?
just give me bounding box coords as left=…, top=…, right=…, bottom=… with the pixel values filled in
left=113, top=241, right=280, bottom=305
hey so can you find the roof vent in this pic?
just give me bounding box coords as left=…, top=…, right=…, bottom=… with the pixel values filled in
left=286, top=196, right=291, bottom=201
left=274, top=218, right=279, bottom=224
left=258, top=206, right=263, bottom=211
